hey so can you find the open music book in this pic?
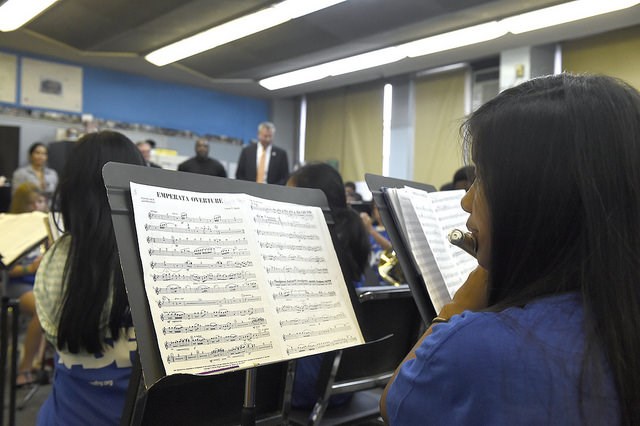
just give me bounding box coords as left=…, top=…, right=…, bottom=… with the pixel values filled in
left=130, top=182, right=364, bottom=376
left=0, top=211, right=48, bottom=268
left=383, top=187, right=477, bottom=312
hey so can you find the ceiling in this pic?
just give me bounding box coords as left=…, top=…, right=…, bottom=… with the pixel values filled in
left=1, top=0, right=640, bottom=99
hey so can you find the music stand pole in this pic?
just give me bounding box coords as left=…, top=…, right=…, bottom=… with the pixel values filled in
left=241, top=368, right=257, bottom=426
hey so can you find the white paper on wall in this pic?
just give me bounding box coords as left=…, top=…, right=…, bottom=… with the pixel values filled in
left=0, top=52, right=17, bottom=104
left=21, top=58, right=83, bottom=112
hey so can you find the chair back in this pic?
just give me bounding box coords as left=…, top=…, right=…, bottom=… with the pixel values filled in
left=334, top=286, right=421, bottom=388
left=288, top=285, right=422, bottom=425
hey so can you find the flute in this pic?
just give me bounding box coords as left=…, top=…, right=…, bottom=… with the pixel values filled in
left=447, top=229, right=477, bottom=258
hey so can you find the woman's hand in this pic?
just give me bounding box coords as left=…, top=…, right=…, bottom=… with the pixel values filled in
left=359, top=212, right=373, bottom=232
left=441, top=266, right=489, bottom=317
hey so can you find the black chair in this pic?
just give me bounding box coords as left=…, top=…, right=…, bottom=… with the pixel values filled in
left=288, top=285, right=423, bottom=426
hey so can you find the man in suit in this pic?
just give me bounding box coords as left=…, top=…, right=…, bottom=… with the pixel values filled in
left=178, top=139, right=227, bottom=177
left=136, top=140, right=162, bottom=168
left=235, top=122, right=289, bottom=185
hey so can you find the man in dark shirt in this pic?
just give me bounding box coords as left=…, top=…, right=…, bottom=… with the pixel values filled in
left=178, top=139, right=227, bottom=177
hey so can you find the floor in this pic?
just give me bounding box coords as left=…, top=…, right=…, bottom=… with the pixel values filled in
left=2, top=366, right=51, bottom=425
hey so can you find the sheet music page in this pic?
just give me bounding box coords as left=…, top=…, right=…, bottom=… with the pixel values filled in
left=130, top=183, right=363, bottom=376
left=247, top=196, right=363, bottom=359
left=394, top=188, right=451, bottom=312
left=0, top=212, right=48, bottom=266
left=408, top=189, right=476, bottom=309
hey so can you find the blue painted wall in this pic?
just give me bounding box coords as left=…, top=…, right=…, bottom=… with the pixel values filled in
left=83, top=67, right=269, bottom=143
left=1, top=50, right=270, bottom=143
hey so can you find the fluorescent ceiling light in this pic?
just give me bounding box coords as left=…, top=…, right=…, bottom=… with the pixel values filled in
left=260, top=24, right=504, bottom=90
left=501, top=0, right=640, bottom=34
left=260, top=0, right=640, bottom=90
left=260, top=47, right=404, bottom=90
left=146, top=0, right=346, bottom=66
left=0, top=0, right=59, bottom=32
left=398, top=22, right=506, bottom=57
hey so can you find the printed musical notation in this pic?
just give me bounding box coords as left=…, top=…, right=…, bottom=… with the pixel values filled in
left=130, top=183, right=364, bottom=376
left=167, top=342, right=274, bottom=364
left=148, top=247, right=251, bottom=258
left=279, top=313, right=346, bottom=327
left=285, top=336, right=358, bottom=356
left=149, top=211, right=243, bottom=225
left=160, top=307, right=266, bottom=321
left=282, top=324, right=351, bottom=341
left=268, top=278, right=333, bottom=288
left=165, top=330, right=271, bottom=349
left=163, top=318, right=267, bottom=334
left=157, top=294, right=262, bottom=308
left=150, top=259, right=251, bottom=270
left=152, top=271, right=256, bottom=282
left=154, top=282, right=258, bottom=295
left=272, top=290, right=336, bottom=300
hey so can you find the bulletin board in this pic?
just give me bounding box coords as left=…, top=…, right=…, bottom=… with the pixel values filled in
left=21, top=58, right=82, bottom=112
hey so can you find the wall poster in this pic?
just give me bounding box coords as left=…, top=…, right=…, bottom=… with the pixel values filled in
left=0, top=52, right=17, bottom=104
left=21, top=57, right=82, bottom=112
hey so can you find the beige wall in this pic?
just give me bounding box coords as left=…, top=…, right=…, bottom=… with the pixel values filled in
left=413, top=69, right=467, bottom=189
left=305, top=84, right=383, bottom=182
left=563, top=24, right=640, bottom=90
left=302, top=25, right=640, bottom=188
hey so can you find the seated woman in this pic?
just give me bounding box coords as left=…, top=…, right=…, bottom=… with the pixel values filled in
left=34, top=131, right=145, bottom=425
left=287, top=162, right=370, bottom=409
left=7, top=182, right=48, bottom=387
left=12, top=142, right=58, bottom=201
left=381, top=74, right=640, bottom=424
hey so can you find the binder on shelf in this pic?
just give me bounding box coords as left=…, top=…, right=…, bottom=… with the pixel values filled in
left=364, top=174, right=476, bottom=324
left=103, top=163, right=381, bottom=425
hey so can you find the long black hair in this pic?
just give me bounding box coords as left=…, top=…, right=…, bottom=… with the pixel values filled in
left=288, top=163, right=369, bottom=283
left=463, top=74, right=640, bottom=424
left=53, top=130, right=144, bottom=353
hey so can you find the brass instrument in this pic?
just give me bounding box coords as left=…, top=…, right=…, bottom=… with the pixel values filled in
left=378, top=249, right=405, bottom=286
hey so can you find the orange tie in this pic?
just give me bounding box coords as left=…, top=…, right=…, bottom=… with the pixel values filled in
left=257, top=148, right=267, bottom=183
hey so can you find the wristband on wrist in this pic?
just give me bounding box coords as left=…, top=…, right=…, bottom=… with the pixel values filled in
left=430, top=316, right=449, bottom=325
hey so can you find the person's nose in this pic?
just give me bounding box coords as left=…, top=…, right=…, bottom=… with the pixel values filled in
left=461, top=181, right=475, bottom=213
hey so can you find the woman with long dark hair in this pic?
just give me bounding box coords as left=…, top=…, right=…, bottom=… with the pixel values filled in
left=382, top=74, right=640, bottom=424
left=34, top=131, right=144, bottom=425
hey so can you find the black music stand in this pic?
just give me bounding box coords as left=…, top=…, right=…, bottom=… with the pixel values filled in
left=0, top=235, right=46, bottom=426
left=103, top=163, right=374, bottom=426
left=364, top=173, right=437, bottom=325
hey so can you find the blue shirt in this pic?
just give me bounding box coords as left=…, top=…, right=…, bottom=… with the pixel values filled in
left=385, top=294, right=619, bottom=425
left=35, top=237, right=136, bottom=425
left=37, top=335, right=136, bottom=426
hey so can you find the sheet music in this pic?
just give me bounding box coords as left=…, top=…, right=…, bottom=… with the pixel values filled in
left=385, top=188, right=476, bottom=312
left=392, top=188, right=451, bottom=312
left=408, top=189, right=476, bottom=302
left=130, top=182, right=363, bottom=376
left=0, top=212, right=48, bottom=267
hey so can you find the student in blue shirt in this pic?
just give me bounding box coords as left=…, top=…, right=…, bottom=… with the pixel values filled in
left=382, top=74, right=640, bottom=425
